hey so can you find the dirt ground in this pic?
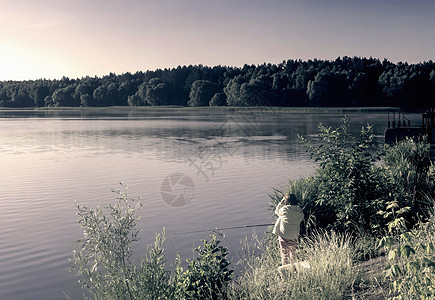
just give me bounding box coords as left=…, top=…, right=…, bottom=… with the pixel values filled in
left=346, top=255, right=391, bottom=300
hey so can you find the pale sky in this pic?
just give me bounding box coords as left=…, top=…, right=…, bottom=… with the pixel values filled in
left=0, top=0, right=434, bottom=81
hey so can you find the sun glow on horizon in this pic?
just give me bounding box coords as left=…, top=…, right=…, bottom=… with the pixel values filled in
left=0, top=42, right=75, bottom=81
left=0, top=0, right=434, bottom=81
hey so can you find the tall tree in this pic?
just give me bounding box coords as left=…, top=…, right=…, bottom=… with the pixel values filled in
left=145, top=78, right=172, bottom=106
left=188, top=80, right=221, bottom=107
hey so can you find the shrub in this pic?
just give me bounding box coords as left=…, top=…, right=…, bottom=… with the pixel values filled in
left=298, top=117, right=385, bottom=234
left=378, top=217, right=435, bottom=299
left=71, top=185, right=175, bottom=299
left=176, top=235, right=233, bottom=299
left=290, top=118, right=434, bottom=236
left=72, top=185, right=233, bottom=300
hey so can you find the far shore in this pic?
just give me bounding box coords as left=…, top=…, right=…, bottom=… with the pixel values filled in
left=0, top=106, right=402, bottom=115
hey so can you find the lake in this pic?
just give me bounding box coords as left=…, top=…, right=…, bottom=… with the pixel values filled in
left=0, top=108, right=420, bottom=299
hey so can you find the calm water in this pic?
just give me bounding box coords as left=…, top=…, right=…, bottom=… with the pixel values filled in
left=0, top=109, right=419, bottom=299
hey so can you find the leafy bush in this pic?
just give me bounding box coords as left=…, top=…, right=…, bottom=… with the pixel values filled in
left=72, top=185, right=233, bottom=300
left=176, top=235, right=233, bottom=299
left=297, top=118, right=385, bottom=234
left=71, top=185, right=175, bottom=299
left=282, top=118, right=435, bottom=236
left=378, top=218, right=435, bottom=299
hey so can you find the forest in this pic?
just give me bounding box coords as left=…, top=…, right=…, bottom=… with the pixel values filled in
left=1, top=56, right=434, bottom=109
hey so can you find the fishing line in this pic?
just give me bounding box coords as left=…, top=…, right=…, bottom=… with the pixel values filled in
left=167, top=223, right=274, bottom=236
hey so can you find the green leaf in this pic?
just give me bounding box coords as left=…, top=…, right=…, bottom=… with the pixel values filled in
left=389, top=248, right=398, bottom=260
left=386, top=202, right=399, bottom=210
left=406, top=261, right=420, bottom=273
left=401, top=245, right=415, bottom=259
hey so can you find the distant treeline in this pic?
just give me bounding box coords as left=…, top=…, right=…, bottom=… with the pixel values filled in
left=1, top=57, right=434, bottom=108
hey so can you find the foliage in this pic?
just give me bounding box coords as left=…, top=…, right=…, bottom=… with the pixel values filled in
left=272, top=119, right=435, bottom=237
left=383, top=138, right=434, bottom=220
left=144, top=78, right=173, bottom=106
left=72, top=185, right=233, bottom=300
left=72, top=185, right=176, bottom=299
left=188, top=80, right=222, bottom=107
left=298, top=117, right=385, bottom=234
left=378, top=218, right=435, bottom=299
left=209, top=92, right=227, bottom=106
left=176, top=235, right=233, bottom=299
left=2, top=57, right=435, bottom=108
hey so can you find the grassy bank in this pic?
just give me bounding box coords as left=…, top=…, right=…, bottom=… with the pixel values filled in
left=229, top=231, right=357, bottom=299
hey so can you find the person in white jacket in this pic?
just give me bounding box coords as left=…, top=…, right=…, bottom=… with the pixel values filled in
left=272, top=193, right=304, bottom=265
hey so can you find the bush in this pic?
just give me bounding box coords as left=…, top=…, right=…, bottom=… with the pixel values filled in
left=297, top=117, right=385, bottom=234
left=71, top=185, right=175, bottom=299
left=72, top=184, right=233, bottom=300
left=176, top=235, right=233, bottom=299
left=379, top=217, right=435, bottom=299
left=287, top=118, right=435, bottom=236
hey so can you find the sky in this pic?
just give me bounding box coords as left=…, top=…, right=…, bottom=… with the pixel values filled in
left=0, top=0, right=434, bottom=81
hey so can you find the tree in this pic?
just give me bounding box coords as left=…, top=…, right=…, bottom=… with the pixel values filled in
left=74, top=78, right=99, bottom=107
left=93, top=83, right=119, bottom=106
left=145, top=78, right=172, bottom=106
left=224, top=75, right=246, bottom=106
left=307, top=68, right=349, bottom=106
left=188, top=80, right=221, bottom=107
left=378, top=65, right=409, bottom=107
left=224, top=75, right=275, bottom=106
left=209, top=92, right=227, bottom=106
left=51, top=85, right=78, bottom=107
left=127, top=94, right=143, bottom=106
left=30, top=82, right=50, bottom=107
left=349, top=72, right=370, bottom=106
left=118, top=81, right=136, bottom=106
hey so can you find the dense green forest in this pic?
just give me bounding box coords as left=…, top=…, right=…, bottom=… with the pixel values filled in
left=1, top=57, right=434, bottom=108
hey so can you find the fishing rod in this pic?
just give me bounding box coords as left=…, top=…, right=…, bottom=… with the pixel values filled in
left=167, top=223, right=274, bottom=236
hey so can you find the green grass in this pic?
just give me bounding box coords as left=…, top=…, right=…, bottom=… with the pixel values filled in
left=228, top=231, right=357, bottom=300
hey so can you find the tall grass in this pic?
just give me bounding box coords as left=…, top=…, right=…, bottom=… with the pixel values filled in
left=383, top=138, right=435, bottom=220
left=229, top=231, right=357, bottom=300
